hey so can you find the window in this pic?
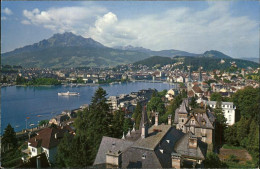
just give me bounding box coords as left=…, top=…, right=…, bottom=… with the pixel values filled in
left=32, top=148, right=35, bottom=152
left=142, top=153, right=146, bottom=159
left=182, top=119, right=184, bottom=122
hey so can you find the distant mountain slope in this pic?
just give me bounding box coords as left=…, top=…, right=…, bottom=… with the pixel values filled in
left=200, top=50, right=232, bottom=59
left=133, top=56, right=175, bottom=67
left=239, top=57, right=259, bottom=63
left=114, top=45, right=198, bottom=57
left=2, top=32, right=150, bottom=68
left=134, top=55, right=259, bottom=70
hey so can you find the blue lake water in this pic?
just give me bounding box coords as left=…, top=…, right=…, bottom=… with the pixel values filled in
left=1, top=82, right=175, bottom=134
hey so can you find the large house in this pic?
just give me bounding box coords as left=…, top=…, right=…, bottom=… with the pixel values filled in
left=94, top=106, right=208, bottom=168
left=174, top=99, right=216, bottom=146
left=205, top=101, right=236, bottom=125
left=27, top=125, right=74, bottom=164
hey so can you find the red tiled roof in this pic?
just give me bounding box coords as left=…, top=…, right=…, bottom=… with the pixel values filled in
left=188, top=90, right=195, bottom=97
left=28, top=126, right=73, bottom=149
left=192, top=85, right=203, bottom=93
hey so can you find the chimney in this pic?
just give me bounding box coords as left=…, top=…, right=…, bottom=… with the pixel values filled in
left=106, top=150, right=122, bottom=168
left=171, top=153, right=182, bottom=168
left=141, top=106, right=148, bottom=139
left=189, top=136, right=198, bottom=149
left=36, top=156, right=41, bottom=169
left=168, top=115, right=172, bottom=126
left=155, top=112, right=159, bottom=126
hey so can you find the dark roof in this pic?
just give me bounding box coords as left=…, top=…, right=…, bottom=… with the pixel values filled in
left=19, top=153, right=50, bottom=168
left=122, top=126, right=185, bottom=168
left=28, top=126, right=73, bottom=149
left=122, top=147, right=162, bottom=168
left=174, top=132, right=207, bottom=160
left=93, top=136, right=134, bottom=165
left=184, top=111, right=214, bottom=129
left=132, top=124, right=171, bottom=150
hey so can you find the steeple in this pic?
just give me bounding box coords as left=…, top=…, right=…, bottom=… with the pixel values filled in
left=188, top=66, right=192, bottom=82
left=198, top=67, right=202, bottom=82
left=179, top=101, right=188, bottom=114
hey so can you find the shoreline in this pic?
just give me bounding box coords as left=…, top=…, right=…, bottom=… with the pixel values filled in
left=1, top=80, right=176, bottom=87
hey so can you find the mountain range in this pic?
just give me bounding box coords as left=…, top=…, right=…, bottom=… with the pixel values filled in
left=1, top=32, right=257, bottom=68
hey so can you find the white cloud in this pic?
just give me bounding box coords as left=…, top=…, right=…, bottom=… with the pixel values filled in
left=1, top=16, right=7, bottom=21
left=87, top=2, right=258, bottom=58
left=21, top=20, right=31, bottom=25
left=22, top=5, right=107, bottom=34
left=21, top=2, right=259, bottom=58
left=2, top=7, right=13, bottom=15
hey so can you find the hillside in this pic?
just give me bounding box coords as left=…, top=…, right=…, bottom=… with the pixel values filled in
left=2, top=32, right=150, bottom=68
left=134, top=55, right=259, bottom=71
left=115, top=45, right=198, bottom=57
left=133, top=56, right=175, bottom=67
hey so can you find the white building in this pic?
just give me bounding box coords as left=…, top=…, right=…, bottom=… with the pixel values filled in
left=206, top=101, right=236, bottom=125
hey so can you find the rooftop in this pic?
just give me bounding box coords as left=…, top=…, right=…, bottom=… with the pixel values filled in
left=132, top=124, right=171, bottom=150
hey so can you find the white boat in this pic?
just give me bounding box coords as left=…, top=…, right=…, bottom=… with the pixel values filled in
left=58, top=91, right=80, bottom=96
left=29, top=124, right=35, bottom=127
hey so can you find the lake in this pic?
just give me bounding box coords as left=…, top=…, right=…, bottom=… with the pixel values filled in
left=1, top=81, right=175, bottom=134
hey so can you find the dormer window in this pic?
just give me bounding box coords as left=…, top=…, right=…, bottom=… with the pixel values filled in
left=159, top=149, right=164, bottom=153
left=166, top=140, right=170, bottom=143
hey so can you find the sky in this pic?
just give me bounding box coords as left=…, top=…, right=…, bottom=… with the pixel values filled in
left=1, top=1, right=259, bottom=59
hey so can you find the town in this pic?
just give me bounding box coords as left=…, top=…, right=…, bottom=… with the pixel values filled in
left=1, top=61, right=259, bottom=168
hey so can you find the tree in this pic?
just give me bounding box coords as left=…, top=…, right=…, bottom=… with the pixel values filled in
left=224, top=124, right=239, bottom=146
left=39, top=120, right=49, bottom=126
left=123, top=118, right=133, bottom=135
left=190, top=97, right=198, bottom=108
left=56, top=134, right=91, bottom=167
left=2, top=124, right=18, bottom=152
left=214, top=100, right=226, bottom=146
left=147, top=97, right=165, bottom=114
left=132, top=102, right=142, bottom=130
left=236, top=117, right=250, bottom=147
left=84, top=87, right=112, bottom=161
left=204, top=152, right=227, bottom=168
left=210, top=92, right=222, bottom=101
left=232, top=86, right=259, bottom=122
left=111, top=109, right=125, bottom=138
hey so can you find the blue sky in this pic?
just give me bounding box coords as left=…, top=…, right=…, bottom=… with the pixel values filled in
left=1, top=1, right=259, bottom=59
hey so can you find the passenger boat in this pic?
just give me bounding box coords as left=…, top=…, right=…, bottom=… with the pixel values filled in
left=58, top=91, right=80, bottom=96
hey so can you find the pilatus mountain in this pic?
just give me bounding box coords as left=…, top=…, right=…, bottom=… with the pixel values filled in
left=1, top=32, right=258, bottom=68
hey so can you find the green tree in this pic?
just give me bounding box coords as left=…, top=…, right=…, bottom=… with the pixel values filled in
left=210, top=92, right=222, bottom=101
left=204, top=152, right=227, bottom=168
left=111, top=109, right=125, bottom=138
left=85, top=87, right=112, bottom=161
left=190, top=97, right=198, bottom=108
left=39, top=120, right=49, bottom=126
left=236, top=117, right=250, bottom=147
left=224, top=124, right=239, bottom=146
left=232, top=86, right=259, bottom=122
left=132, top=102, right=142, bottom=130
left=123, top=118, right=133, bottom=135
left=56, top=134, right=91, bottom=167
left=214, top=100, right=226, bottom=146
left=2, top=124, right=18, bottom=152
left=147, top=97, right=165, bottom=114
